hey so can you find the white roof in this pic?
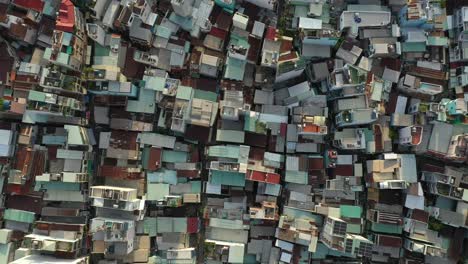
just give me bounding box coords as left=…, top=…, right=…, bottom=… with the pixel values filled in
left=11, top=255, right=89, bottom=264
left=340, top=10, right=391, bottom=31
left=298, top=17, right=322, bottom=30
left=252, top=21, right=266, bottom=38
left=0, top=130, right=12, bottom=145
left=201, top=53, right=219, bottom=66
left=0, top=129, right=12, bottom=157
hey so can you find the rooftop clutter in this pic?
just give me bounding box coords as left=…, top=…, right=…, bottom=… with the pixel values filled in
left=0, top=0, right=466, bottom=263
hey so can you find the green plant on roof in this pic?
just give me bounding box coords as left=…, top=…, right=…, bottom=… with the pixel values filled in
left=388, top=128, right=398, bottom=140
left=439, top=0, right=446, bottom=8
left=204, top=242, right=216, bottom=257
left=255, top=120, right=267, bottom=134
left=428, top=216, right=444, bottom=232
left=419, top=103, right=429, bottom=112
left=83, top=67, right=94, bottom=79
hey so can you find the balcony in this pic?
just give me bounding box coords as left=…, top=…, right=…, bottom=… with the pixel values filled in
left=90, top=186, right=137, bottom=201
left=133, top=50, right=158, bottom=67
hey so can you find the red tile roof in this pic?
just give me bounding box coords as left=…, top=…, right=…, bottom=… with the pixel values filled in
left=308, top=157, right=324, bottom=170
left=55, top=0, right=75, bottom=33
left=265, top=27, right=277, bottom=40
left=0, top=43, right=14, bottom=84
left=248, top=147, right=265, bottom=160
left=99, top=165, right=143, bottom=179
left=209, top=27, right=228, bottom=40
left=187, top=217, right=199, bottom=233
left=280, top=123, right=287, bottom=137
left=147, top=147, right=162, bottom=171
left=411, top=209, right=429, bottom=223
left=176, top=170, right=200, bottom=178
left=247, top=170, right=281, bottom=184
left=13, top=0, right=44, bottom=12
left=377, top=235, right=402, bottom=247
left=334, top=165, right=354, bottom=176
left=280, top=39, right=293, bottom=53
left=5, top=194, right=43, bottom=214
left=278, top=52, right=298, bottom=62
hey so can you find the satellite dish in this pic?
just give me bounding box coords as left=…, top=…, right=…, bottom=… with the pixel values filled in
left=354, top=13, right=361, bottom=23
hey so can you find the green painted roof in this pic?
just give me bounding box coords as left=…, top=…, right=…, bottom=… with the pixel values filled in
left=191, top=181, right=202, bottom=192
left=162, top=150, right=188, bottom=163
left=35, top=181, right=81, bottom=191
left=243, top=112, right=259, bottom=132
left=143, top=76, right=166, bottom=92
left=340, top=205, right=362, bottom=218
left=176, top=85, right=193, bottom=100
left=0, top=243, right=12, bottom=263
left=4, top=209, right=35, bottom=223
left=147, top=170, right=178, bottom=185
left=216, top=130, right=245, bottom=143
left=346, top=223, right=362, bottom=234
left=193, top=89, right=218, bottom=102
left=94, top=42, right=110, bottom=57
left=144, top=217, right=157, bottom=237
left=126, top=87, right=156, bottom=114
left=427, top=36, right=448, bottom=46
left=401, top=42, right=426, bottom=52
left=157, top=217, right=187, bottom=233
left=28, top=90, right=47, bottom=102
left=285, top=170, right=308, bottom=184
left=156, top=25, right=172, bottom=39
left=210, top=170, right=245, bottom=187
left=208, top=145, right=240, bottom=159
left=224, top=57, right=246, bottom=81
left=147, top=183, right=170, bottom=201
left=371, top=222, right=403, bottom=234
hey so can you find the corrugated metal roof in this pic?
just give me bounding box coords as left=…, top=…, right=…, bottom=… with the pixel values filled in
left=284, top=170, right=308, bottom=184
left=143, top=75, right=166, bottom=92
left=176, top=85, right=193, bottom=100
left=371, top=222, right=403, bottom=234
left=210, top=170, right=245, bottom=187
left=147, top=170, right=178, bottom=185
left=126, top=88, right=156, bottom=114
left=207, top=145, right=240, bottom=159
left=4, top=209, right=35, bottom=223
left=147, top=183, right=169, bottom=201
left=340, top=205, right=362, bottom=218
left=162, top=150, right=188, bottom=163
left=216, top=130, right=245, bottom=143
left=193, top=89, right=217, bottom=102
left=138, top=133, right=176, bottom=149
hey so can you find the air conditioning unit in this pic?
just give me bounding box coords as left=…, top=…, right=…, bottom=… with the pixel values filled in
left=243, top=104, right=251, bottom=111
left=200, top=19, right=212, bottom=33
left=32, top=240, right=42, bottom=250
